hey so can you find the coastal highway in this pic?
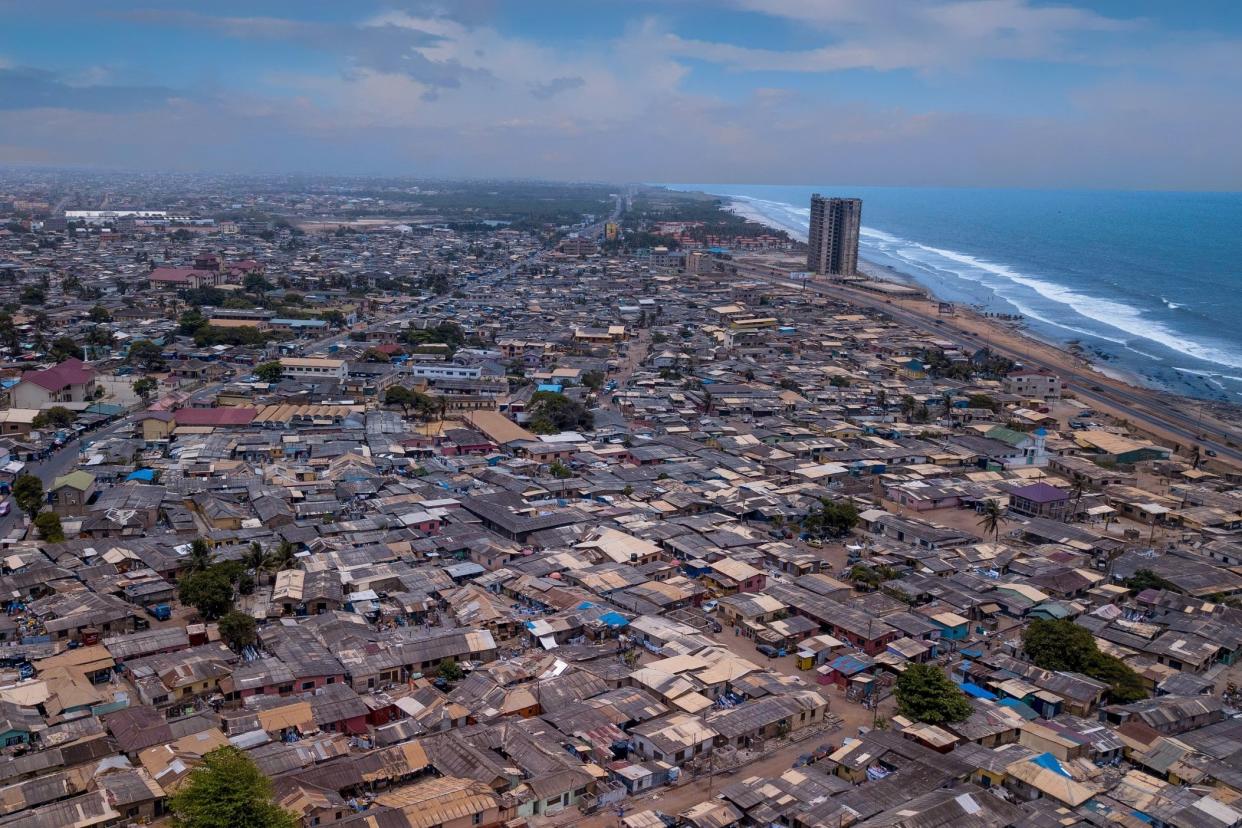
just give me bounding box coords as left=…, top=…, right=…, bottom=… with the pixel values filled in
left=765, top=275, right=1242, bottom=468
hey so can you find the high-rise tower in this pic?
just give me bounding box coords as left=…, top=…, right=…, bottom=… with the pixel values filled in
left=807, top=195, right=861, bottom=276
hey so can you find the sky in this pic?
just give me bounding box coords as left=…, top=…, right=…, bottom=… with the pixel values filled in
left=0, top=0, right=1239, bottom=189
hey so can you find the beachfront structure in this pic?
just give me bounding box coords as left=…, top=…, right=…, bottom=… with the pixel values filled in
left=807, top=194, right=861, bottom=276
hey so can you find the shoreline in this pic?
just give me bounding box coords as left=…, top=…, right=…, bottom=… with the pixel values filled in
left=705, top=189, right=1242, bottom=407
left=851, top=257, right=1153, bottom=391
left=721, top=192, right=1155, bottom=387
left=707, top=194, right=1242, bottom=458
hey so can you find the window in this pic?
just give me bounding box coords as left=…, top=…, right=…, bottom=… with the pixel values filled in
left=472, top=814, right=483, bottom=826
left=302, top=681, right=315, bottom=690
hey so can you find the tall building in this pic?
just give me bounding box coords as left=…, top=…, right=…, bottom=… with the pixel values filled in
left=806, top=195, right=861, bottom=276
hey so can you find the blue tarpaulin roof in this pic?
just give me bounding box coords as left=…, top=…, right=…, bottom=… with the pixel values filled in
left=599, top=611, right=628, bottom=627
left=961, top=648, right=984, bottom=658
left=578, top=601, right=595, bottom=610
left=960, top=682, right=998, bottom=700
left=1033, top=753, right=1071, bottom=777
left=536, top=383, right=563, bottom=393
left=126, top=469, right=156, bottom=481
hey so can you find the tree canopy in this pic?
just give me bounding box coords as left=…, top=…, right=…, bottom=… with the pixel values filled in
left=1023, top=618, right=1146, bottom=703
left=895, top=663, right=972, bottom=724
left=32, top=406, right=75, bottom=430
left=178, top=566, right=236, bottom=620
left=12, top=474, right=44, bottom=520
left=33, top=511, right=65, bottom=542
left=527, top=391, right=593, bottom=434
left=254, top=361, right=284, bottom=384
left=127, top=339, right=167, bottom=372
left=218, top=611, right=258, bottom=651
left=1123, top=569, right=1179, bottom=594
left=168, top=746, right=296, bottom=828
left=802, top=499, right=859, bottom=539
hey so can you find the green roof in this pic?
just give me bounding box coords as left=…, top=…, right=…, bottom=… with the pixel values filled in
left=52, top=470, right=96, bottom=491
left=986, top=426, right=1030, bottom=448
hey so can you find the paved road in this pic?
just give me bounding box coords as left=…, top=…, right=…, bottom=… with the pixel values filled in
left=768, top=276, right=1242, bottom=467
left=0, top=415, right=135, bottom=539
left=301, top=253, right=544, bottom=359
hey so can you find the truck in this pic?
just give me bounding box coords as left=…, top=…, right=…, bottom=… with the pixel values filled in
left=146, top=603, right=172, bottom=622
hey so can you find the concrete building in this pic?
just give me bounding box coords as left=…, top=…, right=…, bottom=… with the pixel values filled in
left=10, top=358, right=97, bottom=408
left=807, top=195, right=861, bottom=276
left=1004, top=368, right=1063, bottom=399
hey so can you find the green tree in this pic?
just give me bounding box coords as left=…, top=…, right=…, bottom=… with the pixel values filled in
left=1123, top=569, right=1179, bottom=594
left=977, top=500, right=1006, bottom=542
left=265, top=540, right=297, bottom=575
left=168, top=746, right=296, bottom=828
left=88, top=305, right=111, bottom=323
left=188, top=538, right=214, bottom=572
left=127, top=339, right=166, bottom=372
left=242, top=540, right=266, bottom=571
left=437, top=658, right=464, bottom=682
left=581, top=370, right=605, bottom=391
left=320, top=310, right=346, bottom=328
left=1068, top=478, right=1088, bottom=521
left=847, top=563, right=898, bottom=591
left=12, top=474, right=44, bottom=520
left=549, top=461, right=573, bottom=479
left=526, top=391, right=593, bottom=433
left=33, top=511, right=65, bottom=542
left=361, top=347, right=390, bottom=363
left=49, top=336, right=83, bottom=362
left=178, top=567, right=235, bottom=620
left=178, top=309, right=207, bottom=336
left=803, top=498, right=859, bottom=539
left=384, top=385, right=415, bottom=415
left=218, top=611, right=258, bottom=651
left=1023, top=619, right=1146, bottom=703
left=254, top=361, right=284, bottom=384
left=967, top=393, right=998, bottom=412
left=895, top=663, right=972, bottom=724
left=900, top=394, right=917, bottom=423
left=132, top=377, right=157, bottom=401
left=32, top=406, right=75, bottom=430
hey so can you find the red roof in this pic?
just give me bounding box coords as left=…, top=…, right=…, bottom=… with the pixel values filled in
left=173, top=407, right=257, bottom=427
left=23, top=358, right=94, bottom=392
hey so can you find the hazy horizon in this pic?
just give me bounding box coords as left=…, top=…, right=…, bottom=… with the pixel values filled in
left=2, top=1, right=1240, bottom=190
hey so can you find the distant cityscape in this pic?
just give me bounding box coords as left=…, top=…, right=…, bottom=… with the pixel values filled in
left=0, top=172, right=1239, bottom=828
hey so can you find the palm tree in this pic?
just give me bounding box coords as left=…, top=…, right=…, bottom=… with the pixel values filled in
left=900, top=395, right=918, bottom=423
left=187, top=538, right=214, bottom=572
left=1068, top=478, right=1088, bottom=522
left=942, top=391, right=955, bottom=428
left=242, top=541, right=266, bottom=580
left=265, top=540, right=297, bottom=576
left=978, top=500, right=1007, bottom=542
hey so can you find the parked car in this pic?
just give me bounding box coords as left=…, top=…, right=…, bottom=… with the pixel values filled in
left=756, top=644, right=780, bottom=659
left=0, top=500, right=9, bottom=517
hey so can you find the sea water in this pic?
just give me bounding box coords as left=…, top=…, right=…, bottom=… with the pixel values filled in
left=664, top=184, right=1242, bottom=402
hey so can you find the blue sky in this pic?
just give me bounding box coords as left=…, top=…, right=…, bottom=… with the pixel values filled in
left=0, top=1, right=1239, bottom=188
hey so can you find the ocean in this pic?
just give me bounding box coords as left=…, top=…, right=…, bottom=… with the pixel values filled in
left=664, top=184, right=1242, bottom=402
